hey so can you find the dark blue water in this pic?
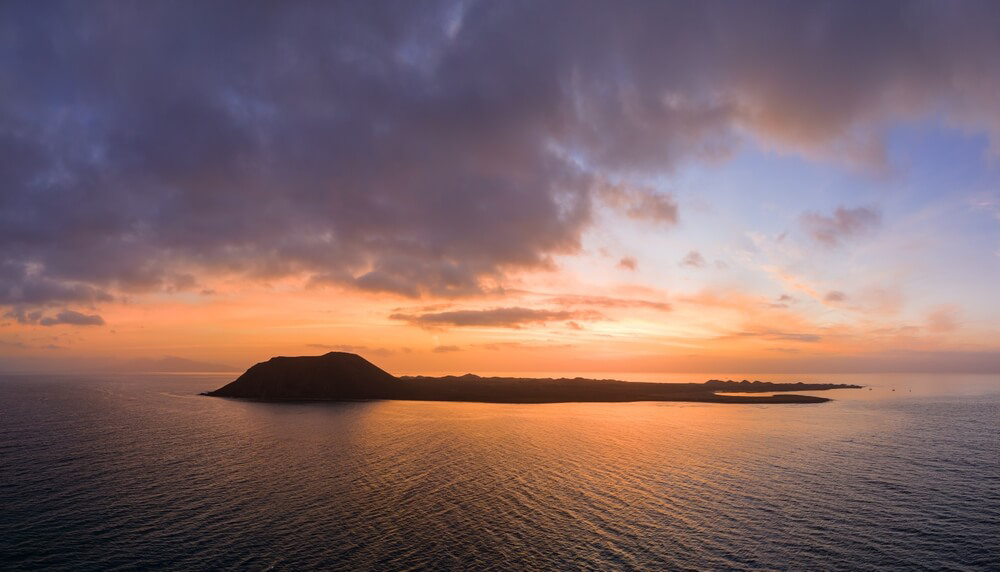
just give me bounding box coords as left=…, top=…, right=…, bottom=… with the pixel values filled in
left=1, top=373, right=998, bottom=570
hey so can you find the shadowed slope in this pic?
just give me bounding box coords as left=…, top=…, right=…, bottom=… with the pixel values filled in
left=207, top=352, right=401, bottom=400
left=206, top=353, right=861, bottom=404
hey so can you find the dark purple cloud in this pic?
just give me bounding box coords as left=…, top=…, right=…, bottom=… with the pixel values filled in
left=39, top=310, right=105, bottom=327
left=0, top=262, right=113, bottom=306
left=3, top=1, right=1000, bottom=312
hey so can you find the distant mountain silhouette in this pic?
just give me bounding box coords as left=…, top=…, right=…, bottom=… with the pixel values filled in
left=206, top=352, right=861, bottom=404
left=208, top=352, right=400, bottom=399
left=117, top=356, right=234, bottom=372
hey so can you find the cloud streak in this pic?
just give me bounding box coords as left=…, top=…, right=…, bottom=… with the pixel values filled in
left=390, top=307, right=602, bottom=329
left=733, top=330, right=823, bottom=343
left=544, top=295, right=671, bottom=312
left=432, top=345, right=462, bottom=353
left=5, top=308, right=105, bottom=327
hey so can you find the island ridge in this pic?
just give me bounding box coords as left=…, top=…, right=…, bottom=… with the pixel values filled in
left=205, top=352, right=861, bottom=404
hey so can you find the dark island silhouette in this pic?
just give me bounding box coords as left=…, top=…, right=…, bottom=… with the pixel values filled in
left=204, top=352, right=861, bottom=404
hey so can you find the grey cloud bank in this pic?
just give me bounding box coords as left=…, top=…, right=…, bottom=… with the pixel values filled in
left=3, top=0, right=1000, bottom=315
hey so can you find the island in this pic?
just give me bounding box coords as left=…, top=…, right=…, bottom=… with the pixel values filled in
left=204, top=352, right=861, bottom=404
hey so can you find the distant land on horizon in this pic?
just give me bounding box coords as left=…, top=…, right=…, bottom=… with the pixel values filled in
left=205, top=352, right=861, bottom=404
left=111, top=356, right=235, bottom=373
left=0, top=355, right=236, bottom=375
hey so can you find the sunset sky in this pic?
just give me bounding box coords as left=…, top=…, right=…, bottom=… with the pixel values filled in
left=3, top=1, right=1000, bottom=374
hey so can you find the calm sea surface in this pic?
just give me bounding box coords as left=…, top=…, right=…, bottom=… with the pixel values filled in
left=1, top=373, right=998, bottom=570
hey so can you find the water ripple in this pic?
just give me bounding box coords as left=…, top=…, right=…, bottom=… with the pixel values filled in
left=1, top=374, right=998, bottom=570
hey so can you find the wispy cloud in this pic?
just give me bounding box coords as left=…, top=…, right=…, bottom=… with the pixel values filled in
left=617, top=257, right=638, bottom=271
left=735, top=330, right=823, bottom=343
left=969, top=194, right=1000, bottom=221
left=390, top=307, right=602, bottom=329
left=432, top=345, right=462, bottom=353
left=544, top=294, right=671, bottom=312
left=0, top=339, right=62, bottom=350
left=801, top=206, right=881, bottom=246
left=306, top=344, right=396, bottom=357
left=825, top=291, right=847, bottom=302
left=770, top=294, right=796, bottom=308
left=479, top=341, right=577, bottom=351
left=597, top=182, right=679, bottom=225
left=680, top=251, right=707, bottom=268
left=926, top=306, right=959, bottom=333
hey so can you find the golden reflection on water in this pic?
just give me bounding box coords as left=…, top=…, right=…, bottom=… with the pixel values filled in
left=3, top=373, right=999, bottom=569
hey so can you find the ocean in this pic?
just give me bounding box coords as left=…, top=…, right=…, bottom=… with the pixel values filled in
left=1, top=373, right=998, bottom=570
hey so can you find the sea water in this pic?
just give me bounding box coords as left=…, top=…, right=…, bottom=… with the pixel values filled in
left=1, top=373, right=998, bottom=570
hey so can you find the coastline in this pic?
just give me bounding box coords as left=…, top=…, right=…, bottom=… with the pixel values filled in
left=204, top=353, right=860, bottom=405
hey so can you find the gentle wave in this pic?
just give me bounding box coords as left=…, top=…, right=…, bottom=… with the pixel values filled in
left=1, top=374, right=998, bottom=570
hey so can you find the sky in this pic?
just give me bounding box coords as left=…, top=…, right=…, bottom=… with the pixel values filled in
left=3, top=0, right=1000, bottom=374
